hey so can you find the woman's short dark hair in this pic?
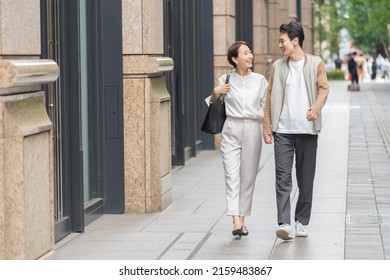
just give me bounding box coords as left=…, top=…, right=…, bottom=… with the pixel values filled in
left=227, top=41, right=253, bottom=68
left=280, top=20, right=305, bottom=48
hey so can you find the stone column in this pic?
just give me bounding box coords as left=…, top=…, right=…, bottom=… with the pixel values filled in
left=288, top=0, right=298, bottom=20
left=213, top=0, right=236, bottom=78
left=268, top=0, right=281, bottom=62
left=301, top=0, right=315, bottom=54
left=0, top=0, right=40, bottom=55
left=253, top=0, right=272, bottom=77
left=122, top=0, right=173, bottom=213
left=213, top=0, right=236, bottom=149
left=0, top=59, right=59, bottom=260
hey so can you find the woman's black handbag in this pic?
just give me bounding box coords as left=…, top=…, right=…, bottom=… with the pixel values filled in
left=201, top=74, right=230, bottom=134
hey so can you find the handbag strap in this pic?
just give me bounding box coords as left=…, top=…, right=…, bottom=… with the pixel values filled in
left=218, top=74, right=230, bottom=102
left=225, top=74, right=230, bottom=84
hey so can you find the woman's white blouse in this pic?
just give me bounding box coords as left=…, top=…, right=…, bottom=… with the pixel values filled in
left=206, top=71, right=269, bottom=120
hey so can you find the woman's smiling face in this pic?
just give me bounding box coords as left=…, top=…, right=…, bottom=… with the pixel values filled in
left=233, top=44, right=253, bottom=69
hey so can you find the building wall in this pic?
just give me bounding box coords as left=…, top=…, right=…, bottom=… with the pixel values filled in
left=122, top=0, right=172, bottom=213
left=253, top=0, right=270, bottom=75
left=0, top=0, right=54, bottom=260
left=301, top=0, right=315, bottom=54
left=0, top=0, right=40, bottom=55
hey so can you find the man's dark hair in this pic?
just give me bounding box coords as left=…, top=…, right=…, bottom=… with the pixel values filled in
left=280, top=20, right=305, bottom=48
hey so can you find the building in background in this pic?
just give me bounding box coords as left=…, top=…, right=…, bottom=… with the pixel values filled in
left=0, top=0, right=314, bottom=259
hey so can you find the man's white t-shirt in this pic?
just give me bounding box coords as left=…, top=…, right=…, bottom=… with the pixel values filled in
left=277, top=58, right=317, bottom=134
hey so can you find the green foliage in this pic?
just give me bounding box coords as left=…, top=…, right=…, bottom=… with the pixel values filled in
left=314, top=0, right=347, bottom=57
left=344, top=0, right=380, bottom=54
left=327, top=69, right=346, bottom=80
left=315, top=0, right=390, bottom=57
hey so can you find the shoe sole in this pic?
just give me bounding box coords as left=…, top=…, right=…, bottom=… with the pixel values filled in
left=276, top=229, right=293, bottom=240
left=295, top=232, right=308, bottom=237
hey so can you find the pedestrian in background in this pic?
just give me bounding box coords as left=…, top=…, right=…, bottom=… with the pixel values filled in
left=371, top=60, right=377, bottom=80
left=206, top=41, right=268, bottom=237
left=263, top=21, right=329, bottom=240
left=356, top=53, right=366, bottom=82
left=376, top=53, right=384, bottom=74
left=381, top=58, right=390, bottom=82
left=348, top=52, right=359, bottom=85
left=334, top=56, right=342, bottom=69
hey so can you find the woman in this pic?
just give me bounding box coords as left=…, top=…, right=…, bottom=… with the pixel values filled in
left=208, top=41, right=268, bottom=237
left=356, top=54, right=366, bottom=82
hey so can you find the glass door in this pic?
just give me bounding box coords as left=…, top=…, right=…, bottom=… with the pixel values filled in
left=42, top=0, right=124, bottom=242
left=41, top=0, right=73, bottom=242
left=79, top=0, right=104, bottom=219
left=42, top=0, right=104, bottom=241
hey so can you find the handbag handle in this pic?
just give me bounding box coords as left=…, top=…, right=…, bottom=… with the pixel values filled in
left=225, top=74, right=230, bottom=84
left=218, top=74, right=230, bottom=102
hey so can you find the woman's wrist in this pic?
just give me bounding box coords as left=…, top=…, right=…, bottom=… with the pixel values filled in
left=210, top=89, right=219, bottom=102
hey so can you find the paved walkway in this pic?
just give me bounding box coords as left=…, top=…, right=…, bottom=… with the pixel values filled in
left=346, top=81, right=390, bottom=259
left=47, top=81, right=390, bottom=260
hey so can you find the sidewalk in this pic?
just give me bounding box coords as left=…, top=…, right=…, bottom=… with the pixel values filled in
left=48, top=81, right=390, bottom=260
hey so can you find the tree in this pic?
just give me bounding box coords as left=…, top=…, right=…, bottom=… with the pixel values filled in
left=314, top=0, right=346, bottom=58
left=364, top=0, right=390, bottom=57
left=345, top=0, right=389, bottom=56
left=314, top=0, right=390, bottom=58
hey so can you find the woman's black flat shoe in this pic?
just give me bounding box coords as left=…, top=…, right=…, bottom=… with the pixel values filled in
left=232, top=226, right=248, bottom=237
left=232, top=227, right=243, bottom=237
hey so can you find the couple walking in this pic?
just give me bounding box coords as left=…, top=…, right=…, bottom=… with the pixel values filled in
left=208, top=21, right=329, bottom=240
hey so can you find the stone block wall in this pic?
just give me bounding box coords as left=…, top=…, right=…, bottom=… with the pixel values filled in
left=0, top=92, right=54, bottom=259
left=122, top=0, right=173, bottom=213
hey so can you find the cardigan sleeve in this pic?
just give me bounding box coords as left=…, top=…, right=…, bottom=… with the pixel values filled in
left=315, top=60, right=329, bottom=110
left=262, top=65, right=274, bottom=135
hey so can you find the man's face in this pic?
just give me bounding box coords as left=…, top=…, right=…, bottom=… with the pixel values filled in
left=278, top=32, right=297, bottom=57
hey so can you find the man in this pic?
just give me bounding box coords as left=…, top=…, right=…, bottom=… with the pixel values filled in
left=263, top=20, right=329, bottom=240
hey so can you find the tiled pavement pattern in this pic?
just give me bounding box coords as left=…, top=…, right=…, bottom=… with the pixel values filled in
left=346, top=83, right=390, bottom=259
left=46, top=81, right=390, bottom=260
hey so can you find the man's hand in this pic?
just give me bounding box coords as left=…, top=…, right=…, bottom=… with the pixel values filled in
left=306, top=107, right=320, bottom=121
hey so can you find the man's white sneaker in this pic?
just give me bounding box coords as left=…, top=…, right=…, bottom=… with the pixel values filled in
left=276, top=223, right=293, bottom=240
left=295, top=221, right=308, bottom=237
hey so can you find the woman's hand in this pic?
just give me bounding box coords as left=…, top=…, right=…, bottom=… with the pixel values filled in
left=210, top=84, right=230, bottom=103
